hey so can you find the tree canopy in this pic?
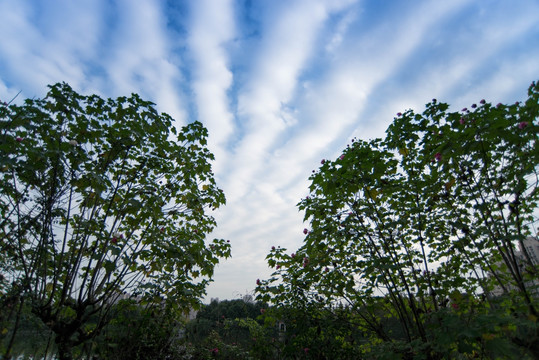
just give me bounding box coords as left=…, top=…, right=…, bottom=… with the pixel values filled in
left=0, top=83, right=230, bottom=359
left=258, top=81, right=539, bottom=359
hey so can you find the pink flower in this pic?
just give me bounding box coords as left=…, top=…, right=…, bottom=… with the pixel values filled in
left=496, top=103, right=503, bottom=108
left=321, top=159, right=325, bottom=164
left=325, top=267, right=329, bottom=272
left=276, top=265, right=281, bottom=270
left=339, top=154, right=345, bottom=160
left=272, top=246, right=275, bottom=251
left=396, top=112, right=402, bottom=117
left=459, top=117, right=465, bottom=125
left=256, top=279, right=261, bottom=285
left=434, top=153, right=442, bottom=162
left=461, top=107, right=467, bottom=112
left=480, top=99, right=486, bottom=104
left=518, top=121, right=528, bottom=129
left=303, top=228, right=309, bottom=235
left=304, top=348, right=310, bottom=354
left=15, top=137, right=23, bottom=142
left=291, top=253, right=296, bottom=258
left=211, top=347, right=219, bottom=354
left=260, top=308, right=266, bottom=314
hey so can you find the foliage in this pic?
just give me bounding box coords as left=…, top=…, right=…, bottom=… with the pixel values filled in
left=90, top=300, right=189, bottom=360
left=188, top=329, right=255, bottom=360
left=0, top=83, right=230, bottom=359
left=260, top=303, right=369, bottom=359
left=185, top=298, right=277, bottom=359
left=196, top=298, right=266, bottom=322
left=257, top=81, right=539, bottom=359
left=0, top=300, right=53, bottom=359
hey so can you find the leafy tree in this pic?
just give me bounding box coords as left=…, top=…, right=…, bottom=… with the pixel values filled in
left=186, top=298, right=274, bottom=359
left=0, top=300, right=52, bottom=359
left=90, top=299, right=189, bottom=360
left=196, top=298, right=266, bottom=322
left=260, top=302, right=368, bottom=360
left=0, top=83, right=231, bottom=359
left=258, top=81, right=539, bottom=359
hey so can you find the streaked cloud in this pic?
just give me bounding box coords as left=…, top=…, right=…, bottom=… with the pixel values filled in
left=0, top=0, right=102, bottom=95
left=186, top=0, right=236, bottom=175
left=104, top=0, right=187, bottom=122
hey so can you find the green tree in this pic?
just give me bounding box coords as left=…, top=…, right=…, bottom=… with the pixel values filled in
left=90, top=299, right=189, bottom=360
left=0, top=83, right=231, bottom=359
left=186, top=298, right=274, bottom=359
left=258, top=81, right=539, bottom=359
left=196, top=298, right=266, bottom=322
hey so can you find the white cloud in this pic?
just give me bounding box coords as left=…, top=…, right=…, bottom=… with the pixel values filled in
left=0, top=1, right=103, bottom=96
left=0, top=80, right=19, bottom=105
left=204, top=0, right=362, bottom=298
left=228, top=1, right=343, bottom=197
left=187, top=0, right=236, bottom=176
left=325, top=8, right=357, bottom=53
left=104, top=0, right=187, bottom=123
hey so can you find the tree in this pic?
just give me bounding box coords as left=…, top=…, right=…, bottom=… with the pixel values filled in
left=196, top=298, right=266, bottom=322
left=258, top=81, right=539, bottom=359
left=90, top=299, right=188, bottom=360
left=185, top=298, right=274, bottom=359
left=0, top=83, right=231, bottom=359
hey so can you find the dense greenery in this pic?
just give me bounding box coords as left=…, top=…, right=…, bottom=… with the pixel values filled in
left=0, top=84, right=230, bottom=359
left=258, top=81, right=539, bottom=359
left=184, top=297, right=276, bottom=359
left=2, top=80, right=539, bottom=359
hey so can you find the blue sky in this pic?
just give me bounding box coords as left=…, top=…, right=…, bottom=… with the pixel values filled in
left=1, top=0, right=538, bottom=301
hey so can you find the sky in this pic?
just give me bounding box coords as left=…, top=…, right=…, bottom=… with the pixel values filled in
left=1, top=0, right=538, bottom=302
